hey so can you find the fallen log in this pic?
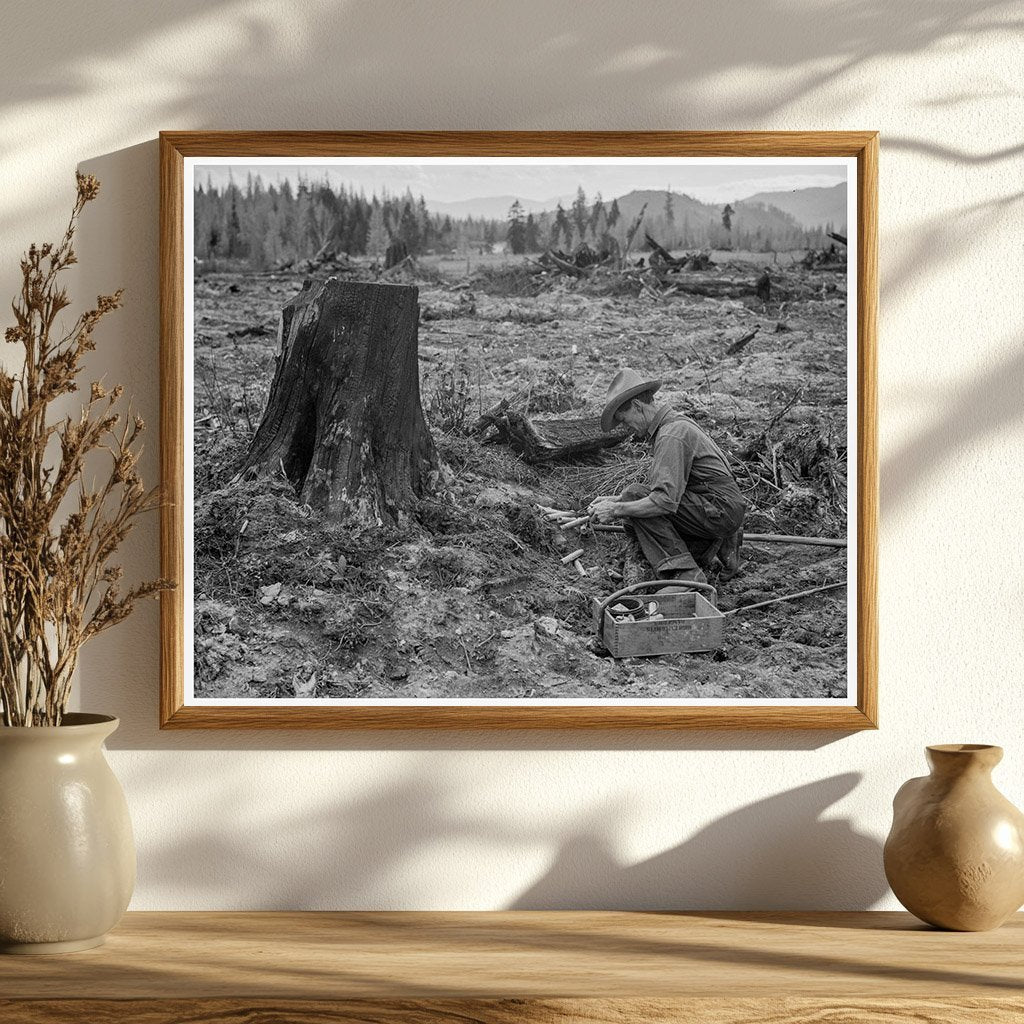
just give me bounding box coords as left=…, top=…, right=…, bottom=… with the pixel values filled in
left=644, top=233, right=716, bottom=272
left=644, top=232, right=687, bottom=268
left=544, top=251, right=591, bottom=278
left=648, top=273, right=829, bottom=301
left=827, top=232, right=847, bottom=246
left=473, top=400, right=629, bottom=463
left=654, top=276, right=756, bottom=298
left=801, top=247, right=846, bottom=270
left=684, top=250, right=716, bottom=270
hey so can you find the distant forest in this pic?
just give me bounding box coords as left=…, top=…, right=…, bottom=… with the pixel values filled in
left=193, top=174, right=837, bottom=270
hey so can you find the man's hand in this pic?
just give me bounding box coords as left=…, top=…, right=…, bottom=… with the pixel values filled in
left=587, top=497, right=621, bottom=523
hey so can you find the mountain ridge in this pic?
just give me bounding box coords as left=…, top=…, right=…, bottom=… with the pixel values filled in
left=422, top=183, right=847, bottom=234
left=721, top=183, right=846, bottom=231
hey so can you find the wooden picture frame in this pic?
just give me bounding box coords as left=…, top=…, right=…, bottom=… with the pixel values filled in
left=160, top=131, right=878, bottom=730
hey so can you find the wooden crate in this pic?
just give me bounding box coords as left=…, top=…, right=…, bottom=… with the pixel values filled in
left=597, top=589, right=724, bottom=657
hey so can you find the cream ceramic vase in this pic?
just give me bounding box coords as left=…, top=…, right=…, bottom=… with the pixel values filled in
left=0, top=713, right=135, bottom=953
left=884, top=744, right=1024, bottom=931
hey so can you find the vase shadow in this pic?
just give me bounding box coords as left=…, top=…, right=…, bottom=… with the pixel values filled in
left=512, top=773, right=888, bottom=911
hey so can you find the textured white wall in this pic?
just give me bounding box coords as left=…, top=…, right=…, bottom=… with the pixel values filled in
left=2, top=0, right=1022, bottom=910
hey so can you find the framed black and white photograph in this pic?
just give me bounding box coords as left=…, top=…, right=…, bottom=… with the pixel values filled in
left=159, top=131, right=877, bottom=729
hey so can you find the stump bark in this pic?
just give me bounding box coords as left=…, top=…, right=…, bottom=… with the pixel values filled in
left=242, top=278, right=438, bottom=523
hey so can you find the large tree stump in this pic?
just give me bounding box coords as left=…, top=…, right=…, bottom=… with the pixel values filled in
left=242, top=278, right=438, bottom=523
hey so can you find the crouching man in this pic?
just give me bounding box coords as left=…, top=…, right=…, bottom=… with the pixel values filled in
left=588, top=368, right=746, bottom=586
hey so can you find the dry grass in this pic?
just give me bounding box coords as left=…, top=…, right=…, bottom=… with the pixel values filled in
left=556, top=448, right=652, bottom=508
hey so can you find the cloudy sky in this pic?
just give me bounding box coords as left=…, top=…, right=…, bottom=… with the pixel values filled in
left=193, top=158, right=849, bottom=208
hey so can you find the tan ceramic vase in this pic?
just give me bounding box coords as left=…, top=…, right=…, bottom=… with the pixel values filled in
left=884, top=744, right=1024, bottom=931
left=0, top=714, right=135, bottom=953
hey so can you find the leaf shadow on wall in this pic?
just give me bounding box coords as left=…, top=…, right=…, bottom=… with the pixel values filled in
left=0, top=0, right=1018, bottom=248
left=3, top=0, right=1016, bottom=131
left=511, top=773, right=886, bottom=910
left=882, top=335, right=1024, bottom=511
left=882, top=191, right=1023, bottom=315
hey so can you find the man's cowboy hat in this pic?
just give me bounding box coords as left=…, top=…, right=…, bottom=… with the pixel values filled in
left=600, top=368, right=663, bottom=432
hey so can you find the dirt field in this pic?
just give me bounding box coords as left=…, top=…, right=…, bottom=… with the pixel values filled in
left=192, top=251, right=849, bottom=701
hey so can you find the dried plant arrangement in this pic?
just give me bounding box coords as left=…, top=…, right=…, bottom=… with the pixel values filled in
left=0, top=173, right=170, bottom=726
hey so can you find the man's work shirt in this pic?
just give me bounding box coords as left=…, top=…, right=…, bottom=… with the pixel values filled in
left=643, top=405, right=746, bottom=527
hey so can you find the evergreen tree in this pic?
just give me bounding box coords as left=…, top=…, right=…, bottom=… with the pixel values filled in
left=722, top=203, right=734, bottom=232
left=524, top=212, right=540, bottom=253
left=193, top=174, right=631, bottom=269
left=398, top=201, right=420, bottom=253
left=293, top=179, right=310, bottom=256
left=244, top=175, right=268, bottom=268
left=553, top=203, right=571, bottom=249
left=276, top=180, right=295, bottom=260
left=439, top=215, right=454, bottom=251
left=367, top=200, right=388, bottom=258
left=417, top=195, right=432, bottom=251
left=348, top=198, right=369, bottom=255
left=226, top=183, right=242, bottom=258
left=592, top=205, right=610, bottom=250
left=193, top=178, right=222, bottom=258
left=506, top=200, right=527, bottom=254
left=608, top=197, right=621, bottom=228
left=247, top=175, right=271, bottom=269
left=303, top=193, right=329, bottom=253
left=571, top=186, right=588, bottom=238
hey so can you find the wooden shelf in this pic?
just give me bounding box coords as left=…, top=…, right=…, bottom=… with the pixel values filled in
left=1, top=911, right=1021, bottom=1022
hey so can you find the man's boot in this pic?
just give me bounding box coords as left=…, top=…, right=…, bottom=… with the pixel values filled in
left=696, top=537, right=723, bottom=573
left=657, top=565, right=708, bottom=590
left=655, top=565, right=712, bottom=598
left=655, top=548, right=707, bottom=590
left=717, top=527, right=743, bottom=580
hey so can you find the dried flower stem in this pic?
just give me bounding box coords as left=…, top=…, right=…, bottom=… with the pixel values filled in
left=0, top=173, right=173, bottom=726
